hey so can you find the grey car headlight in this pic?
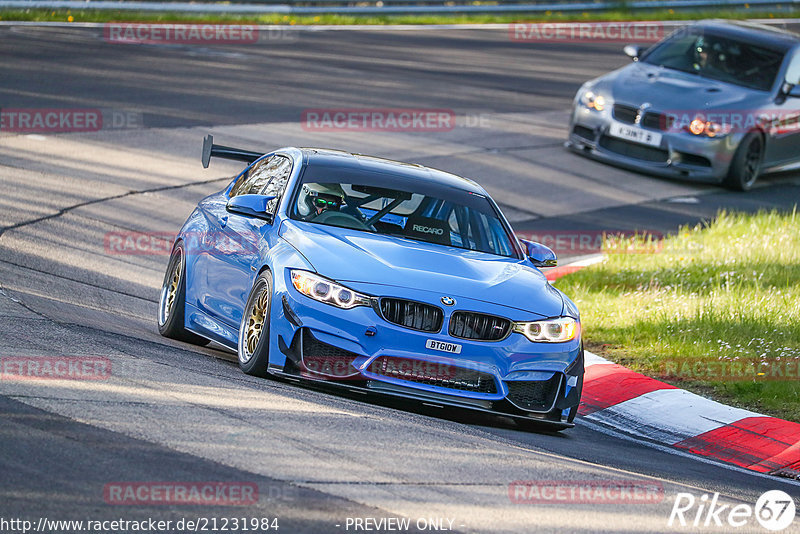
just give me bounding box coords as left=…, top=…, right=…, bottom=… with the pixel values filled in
left=580, top=90, right=606, bottom=112
left=290, top=270, right=372, bottom=309
left=513, top=317, right=579, bottom=343
left=687, top=115, right=732, bottom=138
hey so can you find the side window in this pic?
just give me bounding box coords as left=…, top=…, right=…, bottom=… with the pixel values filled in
left=243, top=158, right=278, bottom=196
left=229, top=156, right=293, bottom=215
left=228, top=172, right=249, bottom=198
left=230, top=156, right=273, bottom=198
left=258, top=157, right=292, bottom=215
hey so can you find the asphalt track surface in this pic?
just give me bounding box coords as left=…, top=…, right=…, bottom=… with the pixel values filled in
left=1, top=24, right=799, bottom=533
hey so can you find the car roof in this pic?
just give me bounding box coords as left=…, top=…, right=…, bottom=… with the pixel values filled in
left=296, top=148, right=488, bottom=195
left=690, top=19, right=799, bottom=50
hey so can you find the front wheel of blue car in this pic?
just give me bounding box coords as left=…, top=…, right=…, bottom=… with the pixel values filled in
left=238, top=271, right=272, bottom=377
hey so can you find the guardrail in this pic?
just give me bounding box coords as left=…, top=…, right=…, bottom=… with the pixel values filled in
left=0, top=0, right=797, bottom=15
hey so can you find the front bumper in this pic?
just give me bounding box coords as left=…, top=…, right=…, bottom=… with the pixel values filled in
left=270, top=275, right=583, bottom=428
left=567, top=105, right=744, bottom=183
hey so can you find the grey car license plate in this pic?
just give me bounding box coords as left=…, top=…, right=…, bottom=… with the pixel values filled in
left=608, top=121, right=663, bottom=147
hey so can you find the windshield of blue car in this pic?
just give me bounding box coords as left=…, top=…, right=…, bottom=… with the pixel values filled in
left=290, top=177, right=519, bottom=258
left=642, top=30, right=785, bottom=91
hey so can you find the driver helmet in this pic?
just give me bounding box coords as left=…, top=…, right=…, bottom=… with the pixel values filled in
left=297, top=183, right=345, bottom=217
left=694, top=37, right=725, bottom=68
left=693, top=36, right=708, bottom=64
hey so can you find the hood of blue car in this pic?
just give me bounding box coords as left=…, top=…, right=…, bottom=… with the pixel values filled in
left=279, top=220, right=564, bottom=318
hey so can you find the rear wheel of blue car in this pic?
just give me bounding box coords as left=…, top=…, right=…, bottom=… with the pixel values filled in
left=238, top=271, right=272, bottom=377
left=158, top=242, right=209, bottom=346
left=725, top=132, right=763, bottom=191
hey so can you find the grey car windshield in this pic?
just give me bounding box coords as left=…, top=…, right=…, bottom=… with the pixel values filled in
left=642, top=30, right=785, bottom=91
left=290, top=175, right=518, bottom=258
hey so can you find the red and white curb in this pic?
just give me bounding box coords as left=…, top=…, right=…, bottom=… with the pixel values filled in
left=546, top=255, right=800, bottom=478
left=544, top=254, right=605, bottom=282
left=580, top=352, right=800, bottom=477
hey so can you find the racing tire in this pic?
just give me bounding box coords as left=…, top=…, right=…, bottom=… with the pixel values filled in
left=725, top=132, right=763, bottom=191
left=238, top=271, right=273, bottom=377
left=158, top=242, right=209, bottom=345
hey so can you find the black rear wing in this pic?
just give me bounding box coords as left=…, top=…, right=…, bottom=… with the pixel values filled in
left=201, top=134, right=263, bottom=168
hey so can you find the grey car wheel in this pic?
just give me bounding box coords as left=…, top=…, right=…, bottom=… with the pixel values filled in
left=725, top=132, right=763, bottom=191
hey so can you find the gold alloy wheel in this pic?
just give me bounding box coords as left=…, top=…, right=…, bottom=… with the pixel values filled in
left=159, top=250, right=183, bottom=325
left=242, top=286, right=269, bottom=363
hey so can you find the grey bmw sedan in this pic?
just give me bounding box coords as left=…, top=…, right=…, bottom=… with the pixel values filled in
left=567, top=20, right=800, bottom=190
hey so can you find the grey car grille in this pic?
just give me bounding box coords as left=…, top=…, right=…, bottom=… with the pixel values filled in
left=613, top=104, right=669, bottom=131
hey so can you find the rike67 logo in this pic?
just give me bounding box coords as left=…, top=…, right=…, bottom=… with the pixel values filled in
left=669, top=490, right=796, bottom=531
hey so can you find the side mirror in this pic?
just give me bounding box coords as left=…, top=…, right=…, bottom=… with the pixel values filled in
left=783, top=83, right=800, bottom=98
left=624, top=44, right=644, bottom=61
left=226, top=194, right=276, bottom=223
left=520, top=239, right=557, bottom=268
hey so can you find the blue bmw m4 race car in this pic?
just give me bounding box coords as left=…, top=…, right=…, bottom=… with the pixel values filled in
left=158, top=136, right=584, bottom=430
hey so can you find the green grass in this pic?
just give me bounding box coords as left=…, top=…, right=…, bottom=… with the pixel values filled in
left=556, top=209, right=800, bottom=422
left=0, top=7, right=797, bottom=25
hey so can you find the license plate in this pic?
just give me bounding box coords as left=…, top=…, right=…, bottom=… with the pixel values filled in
left=608, top=121, right=662, bottom=147
left=426, top=339, right=462, bottom=354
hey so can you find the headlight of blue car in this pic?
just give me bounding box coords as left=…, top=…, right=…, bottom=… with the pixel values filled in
left=513, top=317, right=579, bottom=342
left=290, top=270, right=372, bottom=309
